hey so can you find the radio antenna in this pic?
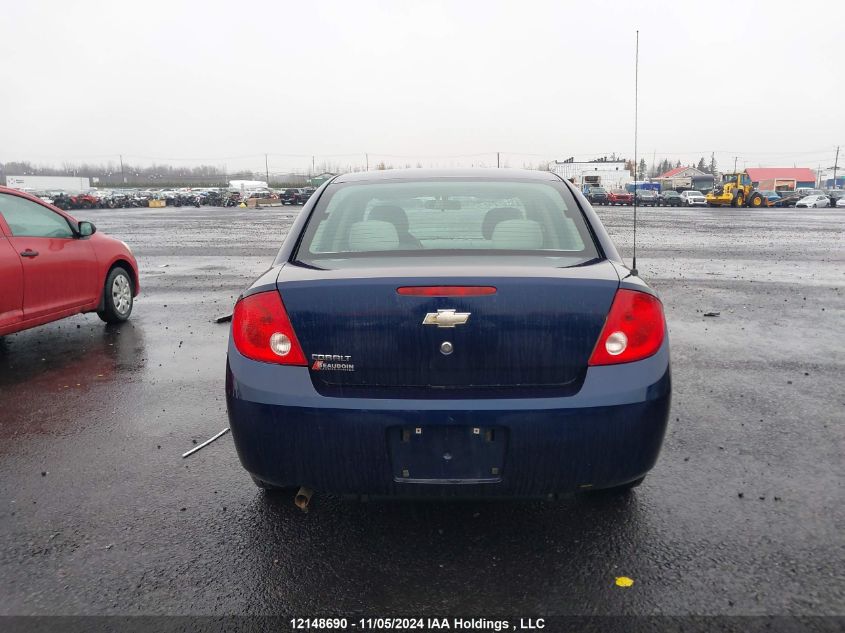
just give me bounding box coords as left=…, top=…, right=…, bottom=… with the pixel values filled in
left=631, top=29, right=639, bottom=276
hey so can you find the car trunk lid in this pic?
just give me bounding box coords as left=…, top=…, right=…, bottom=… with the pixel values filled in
left=276, top=260, right=620, bottom=395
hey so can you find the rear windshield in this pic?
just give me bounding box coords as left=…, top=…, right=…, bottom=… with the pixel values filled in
left=293, top=179, right=600, bottom=265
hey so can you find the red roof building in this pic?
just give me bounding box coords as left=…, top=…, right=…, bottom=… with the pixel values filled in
left=745, top=168, right=817, bottom=188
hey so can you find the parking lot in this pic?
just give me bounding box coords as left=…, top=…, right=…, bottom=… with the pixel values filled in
left=0, top=203, right=842, bottom=617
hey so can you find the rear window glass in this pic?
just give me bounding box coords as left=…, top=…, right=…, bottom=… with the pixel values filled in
left=294, top=179, right=599, bottom=264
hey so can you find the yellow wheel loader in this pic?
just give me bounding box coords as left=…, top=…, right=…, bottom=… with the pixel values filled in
left=705, top=172, right=767, bottom=208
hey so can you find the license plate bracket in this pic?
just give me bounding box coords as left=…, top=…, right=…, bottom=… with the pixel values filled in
left=388, top=425, right=506, bottom=483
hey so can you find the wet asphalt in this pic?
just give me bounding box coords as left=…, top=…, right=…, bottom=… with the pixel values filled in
left=0, top=203, right=842, bottom=617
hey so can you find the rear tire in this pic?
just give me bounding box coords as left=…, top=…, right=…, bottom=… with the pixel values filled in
left=97, top=268, right=133, bottom=323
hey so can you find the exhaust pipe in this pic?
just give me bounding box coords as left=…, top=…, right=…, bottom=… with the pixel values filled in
left=294, top=487, right=314, bottom=512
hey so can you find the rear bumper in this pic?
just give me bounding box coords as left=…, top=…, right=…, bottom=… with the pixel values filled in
left=226, top=340, right=671, bottom=497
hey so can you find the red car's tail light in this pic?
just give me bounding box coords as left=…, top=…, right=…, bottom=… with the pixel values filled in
left=397, top=286, right=497, bottom=296
left=588, top=289, right=665, bottom=366
left=232, top=291, right=307, bottom=365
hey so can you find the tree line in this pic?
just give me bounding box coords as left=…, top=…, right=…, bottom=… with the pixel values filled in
left=621, top=154, right=719, bottom=180
left=0, top=161, right=316, bottom=187
left=586, top=154, right=720, bottom=180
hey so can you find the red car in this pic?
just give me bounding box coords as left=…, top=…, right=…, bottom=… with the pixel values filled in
left=607, top=189, right=633, bottom=205
left=0, top=186, right=139, bottom=337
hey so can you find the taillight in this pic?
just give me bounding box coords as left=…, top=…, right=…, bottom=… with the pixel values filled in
left=588, top=289, right=665, bottom=366
left=231, top=291, right=307, bottom=365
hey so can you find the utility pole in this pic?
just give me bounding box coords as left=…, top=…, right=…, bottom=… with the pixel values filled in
left=833, top=146, right=840, bottom=189
left=497, top=152, right=500, bottom=168
left=365, top=153, right=369, bottom=171
left=119, top=154, right=125, bottom=184
left=265, top=154, right=270, bottom=185
left=733, top=156, right=738, bottom=173
left=311, top=155, right=315, bottom=176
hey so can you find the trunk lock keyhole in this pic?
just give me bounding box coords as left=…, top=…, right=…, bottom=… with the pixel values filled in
left=440, top=341, right=454, bottom=355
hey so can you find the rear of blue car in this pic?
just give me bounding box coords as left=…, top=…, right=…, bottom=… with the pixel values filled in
left=226, top=172, right=670, bottom=497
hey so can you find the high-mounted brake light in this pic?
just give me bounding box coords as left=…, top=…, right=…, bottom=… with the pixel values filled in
left=232, top=291, right=307, bottom=365
left=588, top=289, right=665, bottom=366
left=397, top=286, right=497, bottom=296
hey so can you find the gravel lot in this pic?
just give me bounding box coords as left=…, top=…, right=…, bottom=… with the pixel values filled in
left=0, top=203, right=843, bottom=618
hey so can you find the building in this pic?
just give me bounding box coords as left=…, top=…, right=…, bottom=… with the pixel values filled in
left=5, top=175, right=90, bottom=193
left=308, top=172, right=337, bottom=187
left=817, top=167, right=844, bottom=189
left=549, top=159, right=632, bottom=190
left=229, top=180, right=268, bottom=192
left=653, top=166, right=713, bottom=193
left=657, top=166, right=705, bottom=180
left=744, top=168, right=817, bottom=191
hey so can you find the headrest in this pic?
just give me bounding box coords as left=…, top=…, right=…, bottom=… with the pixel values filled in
left=491, top=219, right=544, bottom=250
left=482, top=207, right=522, bottom=239
left=368, top=205, right=409, bottom=233
left=348, top=220, right=400, bottom=251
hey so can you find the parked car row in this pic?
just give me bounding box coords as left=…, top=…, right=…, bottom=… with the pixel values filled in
left=242, top=187, right=316, bottom=205
left=25, top=186, right=318, bottom=210
left=584, top=185, right=844, bottom=209
left=587, top=186, right=704, bottom=207
left=753, top=189, right=841, bottom=208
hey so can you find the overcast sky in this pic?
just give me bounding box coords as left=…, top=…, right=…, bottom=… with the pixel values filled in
left=1, top=0, right=842, bottom=174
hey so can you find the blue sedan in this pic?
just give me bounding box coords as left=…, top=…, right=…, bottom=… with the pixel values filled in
left=226, top=169, right=670, bottom=502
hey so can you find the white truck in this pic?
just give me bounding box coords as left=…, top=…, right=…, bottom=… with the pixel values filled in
left=5, top=175, right=91, bottom=193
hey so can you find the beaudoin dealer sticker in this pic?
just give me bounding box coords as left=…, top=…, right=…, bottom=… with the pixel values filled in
left=311, top=354, right=355, bottom=372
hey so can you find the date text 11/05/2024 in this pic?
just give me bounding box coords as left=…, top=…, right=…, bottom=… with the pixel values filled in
left=290, top=618, right=545, bottom=630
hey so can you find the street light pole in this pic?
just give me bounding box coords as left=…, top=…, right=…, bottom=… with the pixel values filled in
left=833, top=146, right=840, bottom=189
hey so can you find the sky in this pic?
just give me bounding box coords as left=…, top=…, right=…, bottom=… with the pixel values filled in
left=1, top=0, right=843, bottom=175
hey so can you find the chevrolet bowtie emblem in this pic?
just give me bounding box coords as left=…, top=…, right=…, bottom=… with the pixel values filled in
left=422, top=309, right=471, bottom=328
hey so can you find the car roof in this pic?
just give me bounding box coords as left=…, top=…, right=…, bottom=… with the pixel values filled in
left=332, top=168, right=561, bottom=184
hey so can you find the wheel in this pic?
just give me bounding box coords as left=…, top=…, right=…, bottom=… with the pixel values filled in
left=732, top=193, right=744, bottom=208
left=97, top=268, right=134, bottom=323
left=749, top=192, right=764, bottom=208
